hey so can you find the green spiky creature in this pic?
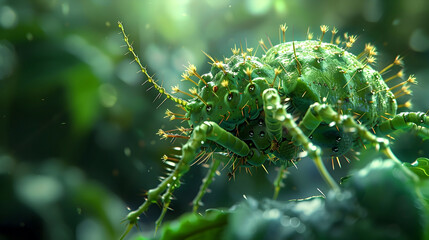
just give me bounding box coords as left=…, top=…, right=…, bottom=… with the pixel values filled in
left=118, top=23, right=429, bottom=238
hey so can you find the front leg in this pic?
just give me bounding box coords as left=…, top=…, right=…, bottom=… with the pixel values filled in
left=120, top=121, right=250, bottom=239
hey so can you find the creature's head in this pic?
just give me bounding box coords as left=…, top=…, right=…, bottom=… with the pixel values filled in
left=184, top=54, right=275, bottom=131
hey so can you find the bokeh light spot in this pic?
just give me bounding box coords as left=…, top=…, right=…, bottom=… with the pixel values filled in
left=0, top=6, right=18, bottom=29
left=98, top=83, right=117, bottom=107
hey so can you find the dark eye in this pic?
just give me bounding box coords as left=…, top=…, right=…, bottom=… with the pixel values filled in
left=249, top=84, right=255, bottom=92
left=336, top=136, right=341, bottom=142
left=227, top=94, right=233, bottom=101
left=249, top=131, right=254, bottom=137
left=259, top=131, right=265, bottom=137
left=258, top=119, right=263, bottom=126
left=206, top=105, right=212, bottom=112
left=332, top=147, right=339, bottom=153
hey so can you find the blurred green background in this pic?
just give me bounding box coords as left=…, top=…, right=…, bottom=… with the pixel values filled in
left=1, top=0, right=429, bottom=239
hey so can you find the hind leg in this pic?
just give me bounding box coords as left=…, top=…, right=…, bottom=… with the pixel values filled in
left=376, top=112, right=429, bottom=140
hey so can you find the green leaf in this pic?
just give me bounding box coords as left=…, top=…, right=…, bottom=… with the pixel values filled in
left=403, top=158, right=429, bottom=179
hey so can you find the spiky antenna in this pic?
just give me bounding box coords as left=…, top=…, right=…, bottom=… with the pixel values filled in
left=118, top=22, right=188, bottom=108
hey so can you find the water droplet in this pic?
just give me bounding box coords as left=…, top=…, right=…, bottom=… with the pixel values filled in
left=249, top=131, right=254, bottom=137
left=227, top=94, right=233, bottom=101
left=336, top=136, right=342, bottom=142
left=258, top=119, right=264, bottom=126
left=332, top=146, right=339, bottom=153
left=259, top=131, right=265, bottom=137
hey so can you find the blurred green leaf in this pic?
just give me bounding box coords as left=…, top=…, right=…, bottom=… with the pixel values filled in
left=139, top=159, right=424, bottom=240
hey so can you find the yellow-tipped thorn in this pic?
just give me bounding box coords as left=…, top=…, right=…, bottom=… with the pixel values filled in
left=221, top=80, right=231, bottom=94
left=271, top=67, right=282, bottom=87
left=231, top=44, right=240, bottom=55
left=307, top=27, right=313, bottom=40
left=330, top=26, right=338, bottom=44
left=280, top=23, right=288, bottom=43
left=319, top=25, right=329, bottom=45
left=181, top=72, right=199, bottom=86
left=389, top=75, right=417, bottom=91
left=398, top=100, right=412, bottom=109
left=189, top=87, right=208, bottom=106
left=379, top=55, right=403, bottom=74
left=244, top=67, right=253, bottom=83
left=172, top=85, right=195, bottom=98
left=187, top=64, right=208, bottom=87
left=384, top=69, right=404, bottom=83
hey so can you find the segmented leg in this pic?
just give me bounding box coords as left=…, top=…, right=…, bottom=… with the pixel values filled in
left=262, top=88, right=340, bottom=191
left=120, top=121, right=250, bottom=240
left=293, top=98, right=426, bottom=176
left=376, top=112, right=429, bottom=140
left=272, top=164, right=288, bottom=200
left=192, top=157, right=221, bottom=213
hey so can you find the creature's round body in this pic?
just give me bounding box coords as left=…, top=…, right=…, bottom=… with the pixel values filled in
left=118, top=22, right=429, bottom=238
left=186, top=40, right=397, bottom=164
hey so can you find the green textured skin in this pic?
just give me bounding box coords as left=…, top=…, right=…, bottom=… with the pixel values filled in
left=187, top=55, right=272, bottom=130
left=186, top=40, right=397, bottom=162
left=262, top=40, right=397, bottom=126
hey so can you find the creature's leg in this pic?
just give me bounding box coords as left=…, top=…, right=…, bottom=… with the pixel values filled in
left=272, top=164, right=288, bottom=200
left=120, top=121, right=249, bottom=239
left=293, top=97, right=422, bottom=167
left=375, top=112, right=429, bottom=140
left=192, top=156, right=221, bottom=213
left=294, top=101, right=420, bottom=183
left=264, top=91, right=293, bottom=198
left=263, top=88, right=340, bottom=191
